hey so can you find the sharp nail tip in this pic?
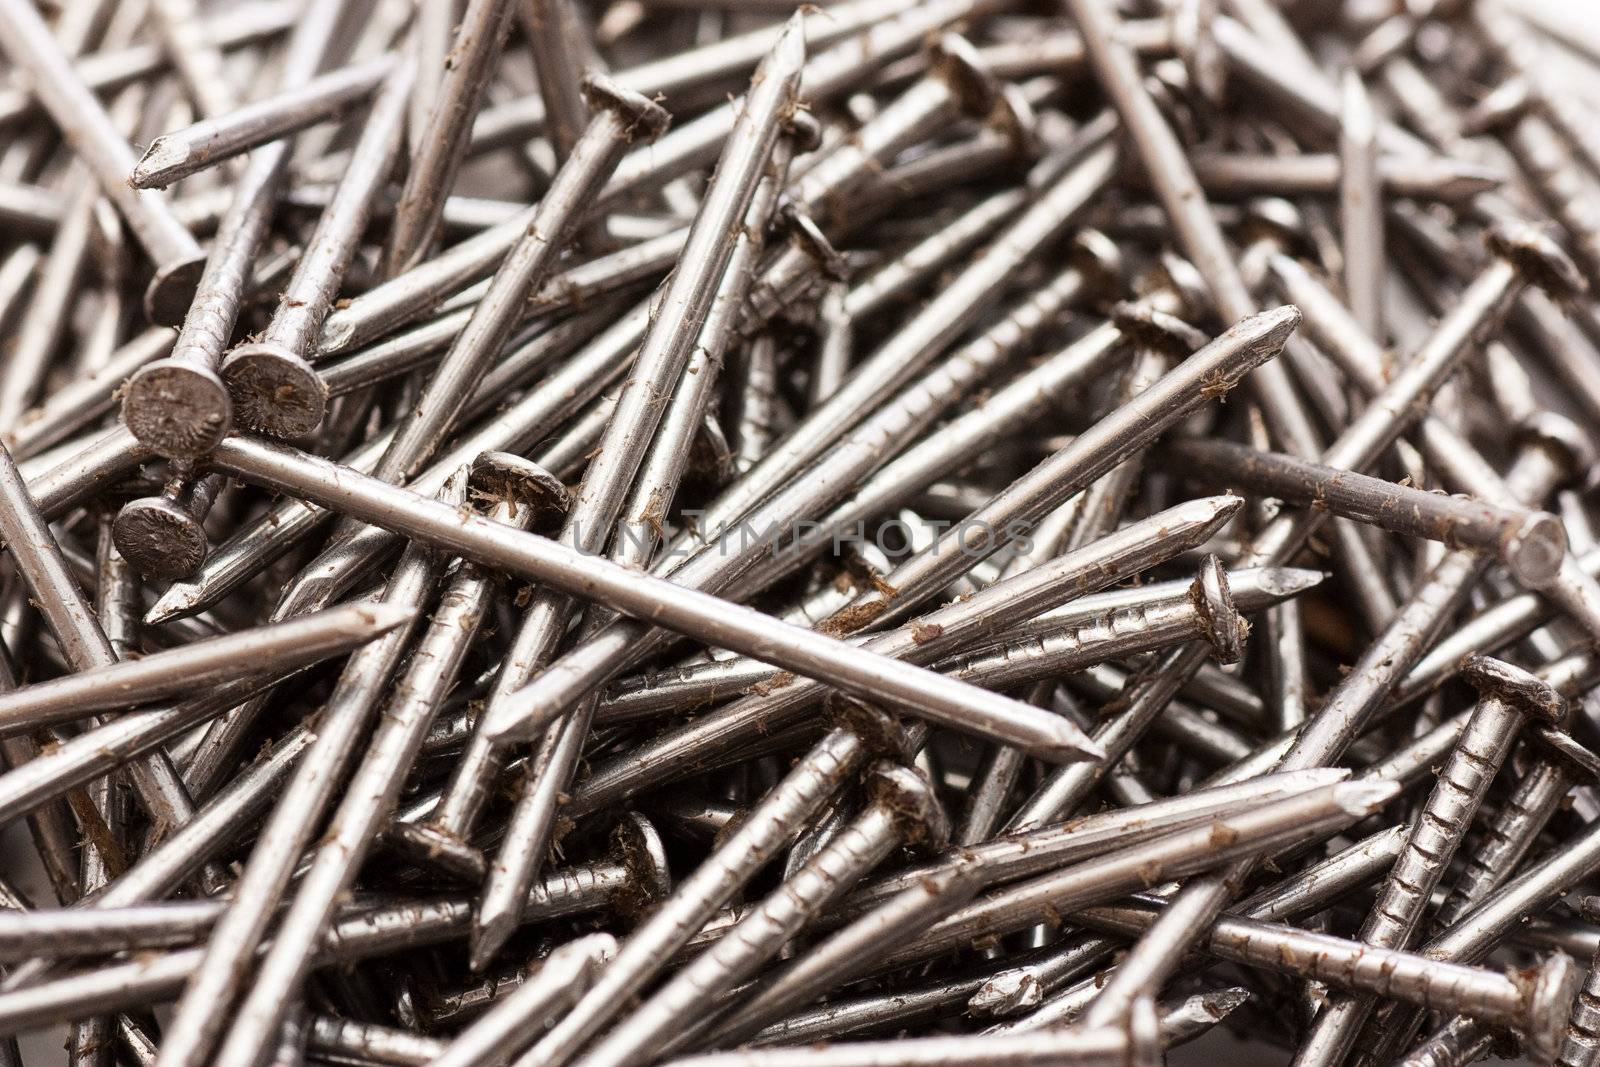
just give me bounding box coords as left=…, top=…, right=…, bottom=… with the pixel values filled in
left=468, top=918, right=514, bottom=972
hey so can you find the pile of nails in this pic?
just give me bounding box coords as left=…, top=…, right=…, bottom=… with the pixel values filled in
left=7, top=0, right=1600, bottom=1064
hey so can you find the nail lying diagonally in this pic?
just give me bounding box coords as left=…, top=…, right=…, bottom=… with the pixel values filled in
left=593, top=565, right=1303, bottom=724
left=382, top=0, right=522, bottom=279
left=132, top=54, right=398, bottom=189
left=205, top=434, right=1101, bottom=762
left=0, top=0, right=205, bottom=325
left=117, top=1, right=350, bottom=460
left=217, top=54, right=419, bottom=439
left=498, top=495, right=1248, bottom=751
left=5, top=3, right=1600, bottom=1064
left=1166, top=437, right=1567, bottom=586
left=0, top=600, right=418, bottom=734
left=152, top=491, right=455, bottom=1067
left=466, top=80, right=819, bottom=967
left=208, top=459, right=547, bottom=1067
left=486, top=304, right=1300, bottom=742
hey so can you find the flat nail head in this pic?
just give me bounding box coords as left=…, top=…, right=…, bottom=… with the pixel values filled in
left=112, top=496, right=209, bottom=579
left=1152, top=251, right=1210, bottom=314
left=145, top=255, right=208, bottom=327
left=1517, top=411, right=1598, bottom=482
left=1502, top=510, right=1566, bottom=588
left=1520, top=950, right=1579, bottom=1059
left=785, top=110, right=824, bottom=153
left=122, top=360, right=234, bottom=460
left=580, top=73, right=672, bottom=141
left=823, top=696, right=905, bottom=755
left=1243, top=197, right=1307, bottom=245
left=1485, top=221, right=1587, bottom=298
left=220, top=341, right=329, bottom=439
left=930, top=34, right=999, bottom=118
left=991, top=84, right=1043, bottom=160
left=1069, top=230, right=1125, bottom=300
left=1461, top=656, right=1569, bottom=723
left=468, top=452, right=569, bottom=518
left=611, top=813, right=673, bottom=917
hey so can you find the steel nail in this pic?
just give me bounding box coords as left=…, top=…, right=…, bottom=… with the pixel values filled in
left=132, top=55, right=397, bottom=189
left=111, top=473, right=224, bottom=580
left=0, top=0, right=206, bottom=324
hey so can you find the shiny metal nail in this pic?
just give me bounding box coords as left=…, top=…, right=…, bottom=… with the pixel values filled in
left=206, top=458, right=549, bottom=1067
left=151, top=491, right=448, bottom=1067
left=878, top=780, right=1395, bottom=971
left=132, top=55, right=397, bottom=189
left=208, top=432, right=1102, bottom=762
left=0, top=0, right=205, bottom=324
left=1076, top=897, right=1576, bottom=1052
left=526, top=500, right=1250, bottom=819
left=1168, top=437, right=1568, bottom=586
left=0, top=600, right=414, bottom=735
left=382, top=0, right=521, bottom=275
left=574, top=763, right=948, bottom=1067
left=1299, top=656, right=1569, bottom=1064
left=1556, top=896, right=1600, bottom=1067
left=499, top=239, right=1123, bottom=743
left=118, top=3, right=349, bottom=460
left=111, top=473, right=223, bottom=580
left=704, top=862, right=984, bottom=1047
left=1338, top=68, right=1385, bottom=339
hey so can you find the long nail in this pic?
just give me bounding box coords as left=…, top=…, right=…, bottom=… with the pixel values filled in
left=208, top=459, right=551, bottom=1067
left=0, top=0, right=205, bottom=324
left=117, top=2, right=350, bottom=459
left=573, top=763, right=948, bottom=1067
left=876, top=781, right=1396, bottom=971
left=513, top=718, right=880, bottom=1067
left=0, top=846, right=663, bottom=1031
left=382, top=0, right=520, bottom=276
left=1298, top=656, right=1570, bottom=1064
left=151, top=482, right=451, bottom=1067
left=0, top=600, right=415, bottom=735
left=132, top=55, right=397, bottom=189
left=828, top=305, right=1298, bottom=632
left=493, top=493, right=1244, bottom=751
left=595, top=564, right=1291, bottom=724
left=1077, top=897, right=1576, bottom=1050
left=1168, top=437, right=1567, bottom=586
left=217, top=54, right=418, bottom=438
